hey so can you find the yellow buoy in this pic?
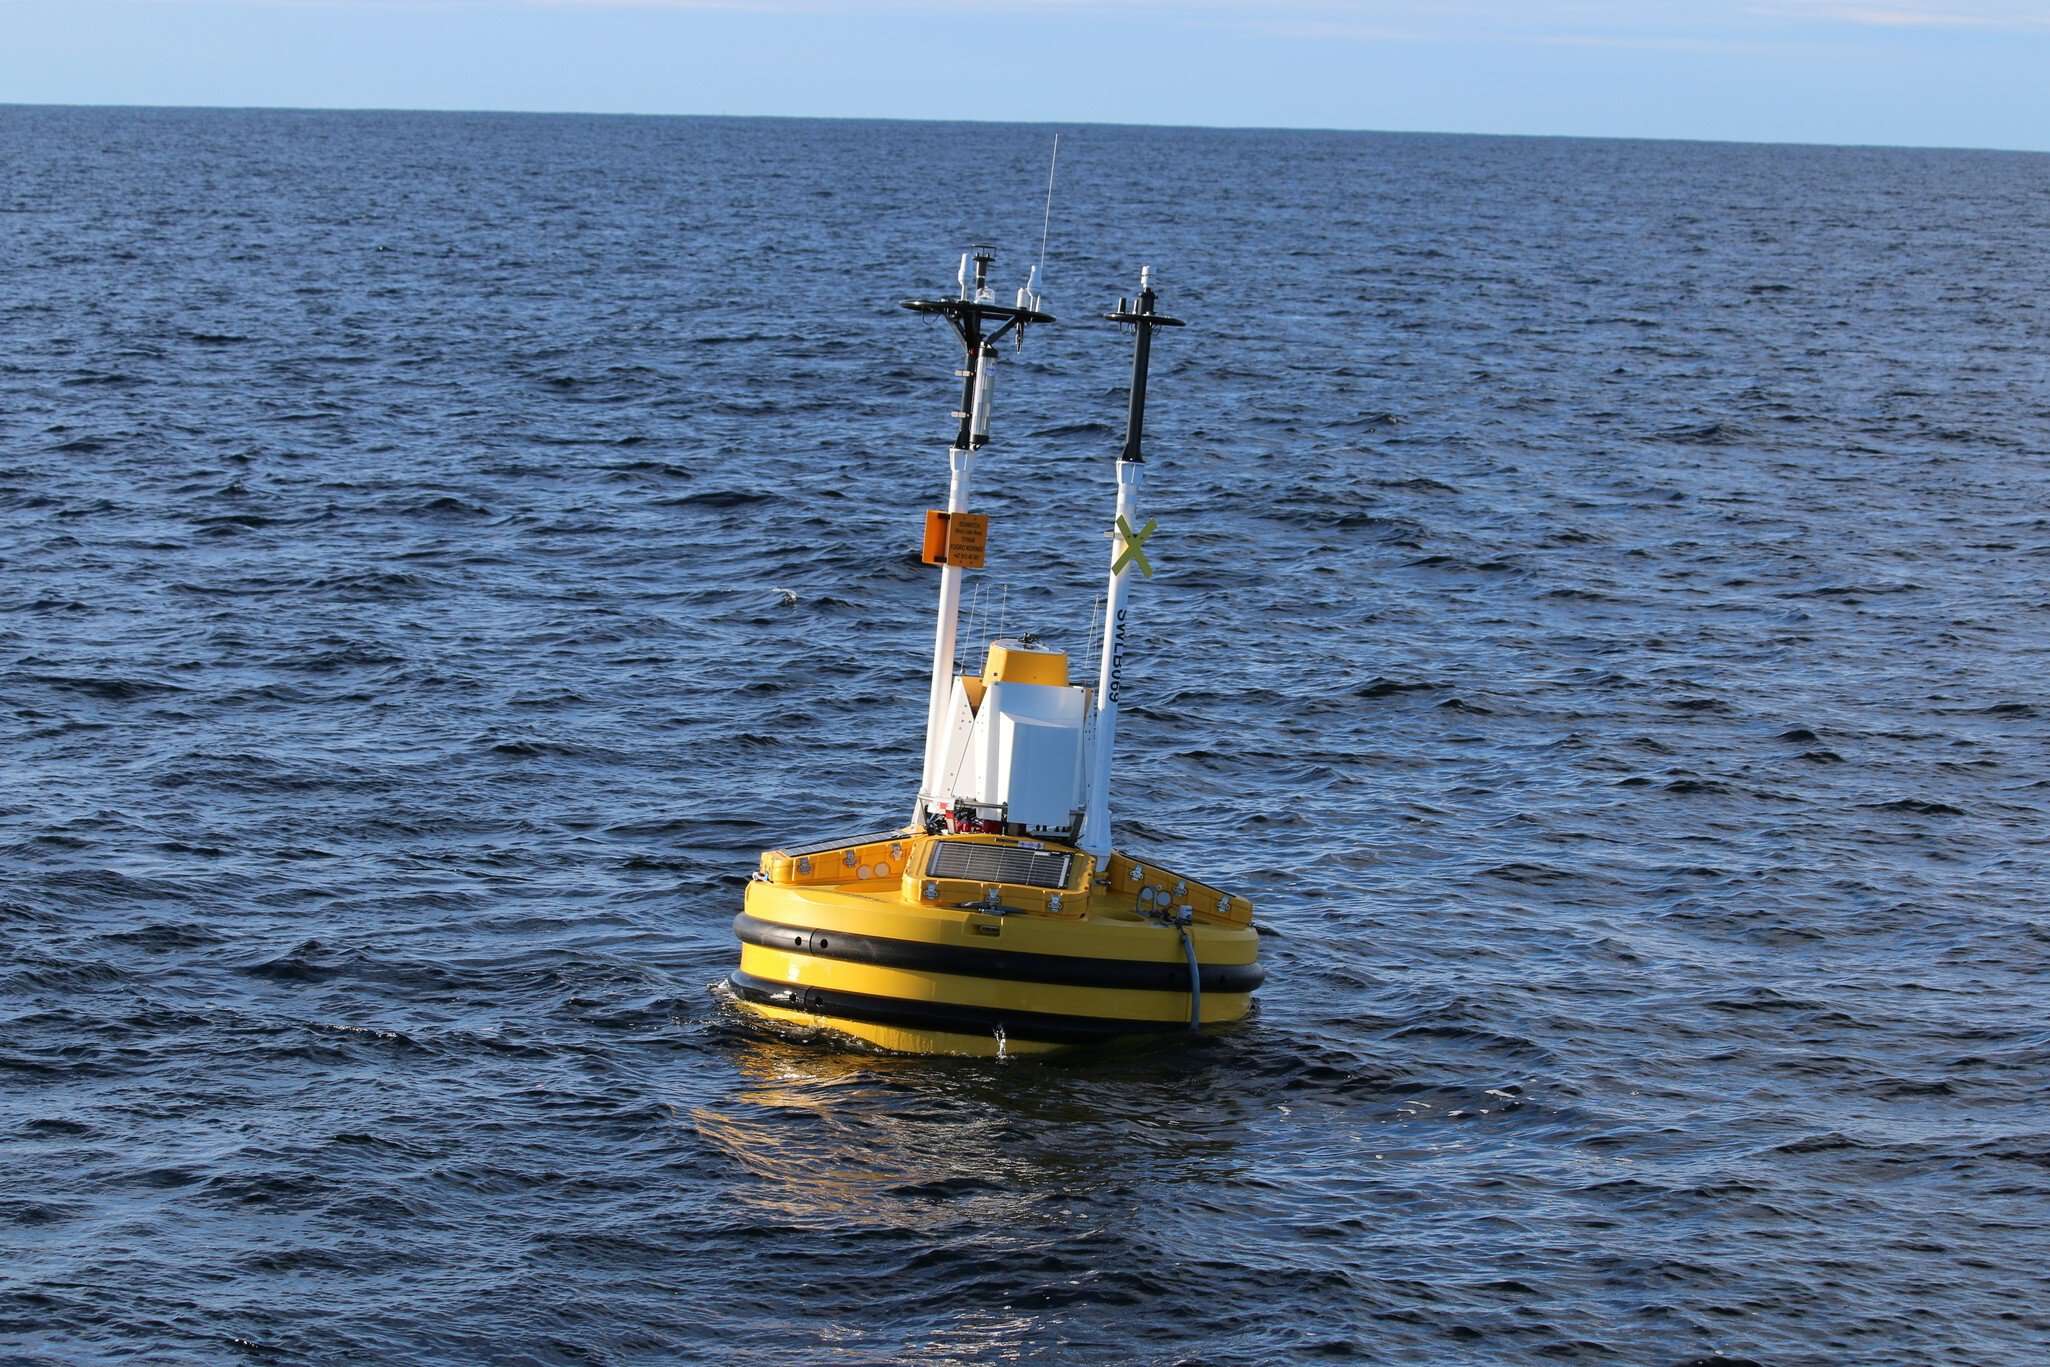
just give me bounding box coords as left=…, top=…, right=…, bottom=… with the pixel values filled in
left=726, top=254, right=1259, bottom=1056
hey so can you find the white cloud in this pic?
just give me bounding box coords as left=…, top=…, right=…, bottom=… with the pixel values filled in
left=1745, top=0, right=2050, bottom=26
left=526, top=0, right=2050, bottom=24
left=49, top=0, right=2050, bottom=39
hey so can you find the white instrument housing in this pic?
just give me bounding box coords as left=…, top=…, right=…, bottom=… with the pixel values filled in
left=934, top=676, right=1088, bottom=830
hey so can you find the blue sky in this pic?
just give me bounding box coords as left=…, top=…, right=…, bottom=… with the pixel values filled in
left=4, top=1, right=2048, bottom=150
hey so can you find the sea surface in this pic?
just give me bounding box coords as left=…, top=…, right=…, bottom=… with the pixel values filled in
left=4, top=107, right=2048, bottom=1364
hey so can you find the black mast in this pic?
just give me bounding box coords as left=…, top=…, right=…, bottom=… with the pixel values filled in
left=1106, top=270, right=1184, bottom=464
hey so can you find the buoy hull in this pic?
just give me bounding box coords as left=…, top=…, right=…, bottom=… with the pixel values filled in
left=728, top=838, right=1261, bottom=1058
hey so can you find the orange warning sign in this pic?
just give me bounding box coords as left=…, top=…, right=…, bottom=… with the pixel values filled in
left=921, top=511, right=989, bottom=569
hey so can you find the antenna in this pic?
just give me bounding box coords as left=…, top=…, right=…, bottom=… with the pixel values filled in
left=1018, top=135, right=1059, bottom=316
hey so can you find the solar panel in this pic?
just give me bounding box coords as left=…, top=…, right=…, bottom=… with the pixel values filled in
left=926, top=841, right=1073, bottom=890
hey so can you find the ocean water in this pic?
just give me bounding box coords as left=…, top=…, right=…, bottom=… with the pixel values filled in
left=4, top=106, right=2049, bottom=1364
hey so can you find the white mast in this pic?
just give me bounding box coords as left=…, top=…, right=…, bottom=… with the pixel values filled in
left=917, top=348, right=994, bottom=809
left=1078, top=268, right=1182, bottom=860
left=902, top=248, right=1054, bottom=825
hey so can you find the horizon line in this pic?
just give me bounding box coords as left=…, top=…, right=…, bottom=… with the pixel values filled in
left=5, top=100, right=2047, bottom=158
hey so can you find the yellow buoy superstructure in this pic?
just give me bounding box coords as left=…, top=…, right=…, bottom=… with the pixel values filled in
left=727, top=250, right=1261, bottom=1056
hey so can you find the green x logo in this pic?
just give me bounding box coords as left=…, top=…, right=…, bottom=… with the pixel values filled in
left=1112, top=515, right=1158, bottom=578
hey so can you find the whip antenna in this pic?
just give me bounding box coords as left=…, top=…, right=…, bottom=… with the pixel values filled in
left=1022, top=134, right=1059, bottom=315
